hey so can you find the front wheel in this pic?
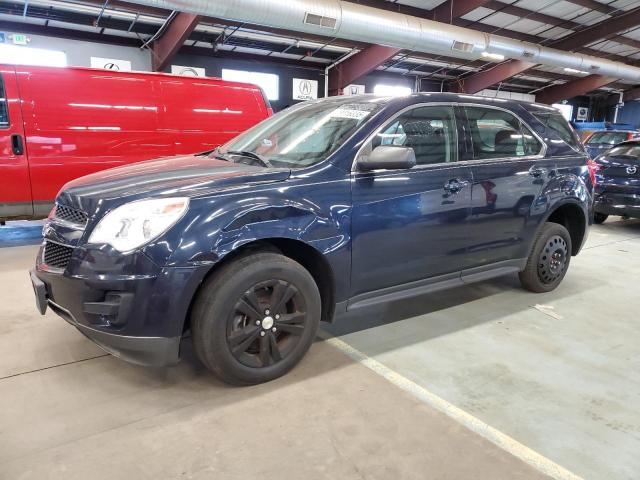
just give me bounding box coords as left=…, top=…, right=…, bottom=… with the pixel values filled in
left=519, top=223, right=572, bottom=293
left=593, top=212, right=608, bottom=224
left=191, top=252, right=321, bottom=385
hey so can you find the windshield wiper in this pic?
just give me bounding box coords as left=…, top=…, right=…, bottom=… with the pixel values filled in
left=226, top=150, right=274, bottom=168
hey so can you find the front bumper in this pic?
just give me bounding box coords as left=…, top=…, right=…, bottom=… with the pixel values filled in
left=30, top=244, right=211, bottom=367
left=594, top=190, right=640, bottom=218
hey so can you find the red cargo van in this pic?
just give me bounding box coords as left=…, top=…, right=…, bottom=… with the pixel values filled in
left=0, top=64, right=272, bottom=220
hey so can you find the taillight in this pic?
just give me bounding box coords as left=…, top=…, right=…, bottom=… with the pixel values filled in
left=587, top=159, right=599, bottom=186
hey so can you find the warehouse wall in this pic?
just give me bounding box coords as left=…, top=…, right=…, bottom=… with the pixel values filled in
left=2, top=31, right=152, bottom=70
left=614, top=101, right=640, bottom=128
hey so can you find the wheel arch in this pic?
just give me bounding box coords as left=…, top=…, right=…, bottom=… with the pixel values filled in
left=541, top=200, right=588, bottom=256
left=183, top=237, right=336, bottom=334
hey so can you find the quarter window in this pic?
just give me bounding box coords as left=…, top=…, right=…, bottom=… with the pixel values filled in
left=371, top=105, right=457, bottom=165
left=465, top=106, right=542, bottom=160
left=533, top=112, right=581, bottom=150
left=0, top=75, right=8, bottom=128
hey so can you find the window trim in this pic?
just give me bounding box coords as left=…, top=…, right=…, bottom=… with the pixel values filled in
left=460, top=103, right=547, bottom=164
left=0, top=74, right=10, bottom=130
left=352, top=102, right=461, bottom=172
left=352, top=102, right=547, bottom=172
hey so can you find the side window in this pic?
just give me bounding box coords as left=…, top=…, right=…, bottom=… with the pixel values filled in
left=534, top=113, right=581, bottom=150
left=371, top=106, right=457, bottom=165
left=465, top=106, right=542, bottom=160
left=0, top=75, right=9, bottom=128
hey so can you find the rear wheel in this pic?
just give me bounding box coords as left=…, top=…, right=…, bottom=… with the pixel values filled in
left=593, top=212, right=608, bottom=224
left=191, top=252, right=321, bottom=385
left=519, top=223, right=572, bottom=293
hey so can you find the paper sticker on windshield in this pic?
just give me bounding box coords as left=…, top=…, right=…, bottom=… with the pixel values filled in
left=330, top=107, right=372, bottom=120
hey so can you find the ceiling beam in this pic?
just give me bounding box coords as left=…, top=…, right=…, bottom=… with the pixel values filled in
left=549, top=6, right=640, bottom=52
left=431, top=0, right=493, bottom=23
left=328, top=0, right=492, bottom=94
left=535, top=75, right=618, bottom=104
left=560, top=0, right=616, bottom=15
left=151, top=12, right=200, bottom=71
left=452, top=6, right=640, bottom=95
left=483, top=0, right=640, bottom=50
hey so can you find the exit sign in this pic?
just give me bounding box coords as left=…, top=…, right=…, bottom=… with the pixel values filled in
left=12, top=34, right=28, bottom=45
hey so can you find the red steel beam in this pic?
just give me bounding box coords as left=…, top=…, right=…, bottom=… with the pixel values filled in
left=151, top=12, right=201, bottom=71
left=452, top=60, right=536, bottom=93
left=535, top=75, right=618, bottom=104
left=432, top=0, right=493, bottom=23
left=328, top=0, right=492, bottom=94
left=551, top=6, right=640, bottom=52
left=328, top=45, right=402, bottom=95
left=453, top=5, right=640, bottom=95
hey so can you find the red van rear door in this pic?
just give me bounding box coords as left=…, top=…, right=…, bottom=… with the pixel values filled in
left=0, top=65, right=31, bottom=219
left=158, top=78, right=269, bottom=155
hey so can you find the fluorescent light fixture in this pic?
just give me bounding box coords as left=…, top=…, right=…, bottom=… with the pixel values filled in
left=481, top=51, right=505, bottom=61
left=563, top=67, right=589, bottom=75
left=0, top=44, right=66, bottom=67
left=552, top=103, right=573, bottom=121
left=373, top=84, right=412, bottom=96
left=221, top=68, right=279, bottom=100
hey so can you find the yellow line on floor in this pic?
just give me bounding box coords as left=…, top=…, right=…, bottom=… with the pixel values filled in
left=320, top=332, right=583, bottom=480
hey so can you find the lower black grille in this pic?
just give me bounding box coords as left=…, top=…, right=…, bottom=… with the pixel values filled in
left=43, top=241, right=73, bottom=269
left=54, top=204, right=88, bottom=225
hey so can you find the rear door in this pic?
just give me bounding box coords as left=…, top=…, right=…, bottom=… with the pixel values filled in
left=159, top=79, right=268, bottom=155
left=350, top=104, right=473, bottom=298
left=0, top=65, right=31, bottom=219
left=461, top=104, right=554, bottom=267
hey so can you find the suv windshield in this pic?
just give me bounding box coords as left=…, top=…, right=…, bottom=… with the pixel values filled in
left=216, top=99, right=384, bottom=168
left=587, top=131, right=631, bottom=145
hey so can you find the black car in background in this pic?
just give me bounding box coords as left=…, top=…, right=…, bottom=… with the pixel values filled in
left=593, top=141, right=640, bottom=223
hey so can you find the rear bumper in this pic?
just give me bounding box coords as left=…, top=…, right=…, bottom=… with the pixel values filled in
left=594, top=190, right=640, bottom=218
left=30, top=245, right=211, bottom=367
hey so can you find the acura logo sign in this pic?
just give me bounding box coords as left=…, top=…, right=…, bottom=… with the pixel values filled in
left=627, top=166, right=637, bottom=175
left=299, top=80, right=312, bottom=96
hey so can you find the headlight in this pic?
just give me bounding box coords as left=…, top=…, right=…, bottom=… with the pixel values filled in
left=88, top=197, right=189, bottom=252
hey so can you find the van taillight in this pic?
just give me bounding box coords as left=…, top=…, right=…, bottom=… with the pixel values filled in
left=258, top=87, right=273, bottom=116
left=587, top=159, right=599, bottom=186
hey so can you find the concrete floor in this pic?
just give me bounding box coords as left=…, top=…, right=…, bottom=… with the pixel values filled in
left=1, top=218, right=638, bottom=479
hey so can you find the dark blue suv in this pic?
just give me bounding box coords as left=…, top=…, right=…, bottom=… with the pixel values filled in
left=31, top=94, right=594, bottom=385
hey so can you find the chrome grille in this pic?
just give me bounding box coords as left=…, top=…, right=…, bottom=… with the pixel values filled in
left=43, top=241, right=73, bottom=269
left=54, top=204, right=88, bottom=225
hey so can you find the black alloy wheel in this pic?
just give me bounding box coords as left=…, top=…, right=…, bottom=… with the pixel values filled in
left=228, top=279, right=307, bottom=368
left=191, top=252, right=321, bottom=385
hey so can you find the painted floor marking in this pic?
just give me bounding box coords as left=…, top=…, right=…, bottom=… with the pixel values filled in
left=320, top=331, right=583, bottom=480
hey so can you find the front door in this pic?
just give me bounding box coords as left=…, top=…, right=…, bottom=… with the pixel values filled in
left=0, top=65, right=30, bottom=219
left=461, top=105, right=556, bottom=267
left=350, top=104, right=473, bottom=298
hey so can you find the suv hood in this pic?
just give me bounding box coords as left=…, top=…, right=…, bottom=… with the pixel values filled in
left=57, top=154, right=291, bottom=214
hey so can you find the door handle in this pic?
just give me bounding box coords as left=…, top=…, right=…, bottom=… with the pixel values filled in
left=11, top=134, right=24, bottom=155
left=528, top=165, right=547, bottom=177
left=443, top=178, right=469, bottom=194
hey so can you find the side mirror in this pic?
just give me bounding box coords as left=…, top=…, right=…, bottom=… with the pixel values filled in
left=357, top=146, right=416, bottom=171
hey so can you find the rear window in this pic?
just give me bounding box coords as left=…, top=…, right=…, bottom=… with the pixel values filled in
left=603, top=144, right=640, bottom=158
left=0, top=75, right=8, bottom=128
left=587, top=131, right=631, bottom=145
left=534, top=113, right=581, bottom=150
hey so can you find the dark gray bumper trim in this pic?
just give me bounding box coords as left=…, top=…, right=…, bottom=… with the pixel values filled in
left=48, top=300, right=180, bottom=367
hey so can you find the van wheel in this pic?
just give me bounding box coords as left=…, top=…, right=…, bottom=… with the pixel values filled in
left=191, top=252, right=321, bottom=385
left=519, top=223, right=572, bottom=293
left=593, top=212, right=608, bottom=224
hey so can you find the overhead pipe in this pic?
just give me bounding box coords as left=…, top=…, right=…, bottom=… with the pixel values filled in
left=129, top=0, right=640, bottom=82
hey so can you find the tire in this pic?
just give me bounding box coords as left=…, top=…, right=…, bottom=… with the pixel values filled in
left=593, top=212, right=608, bottom=224
left=519, top=223, right=572, bottom=293
left=191, top=252, right=321, bottom=385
